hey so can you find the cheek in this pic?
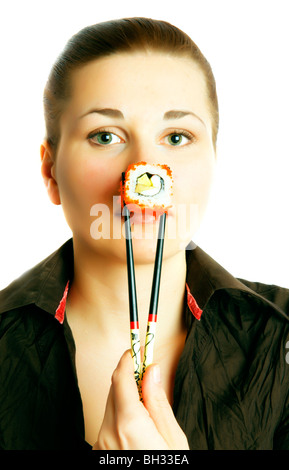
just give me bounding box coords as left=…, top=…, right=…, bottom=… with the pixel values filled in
left=55, top=152, right=123, bottom=239
left=173, top=160, right=214, bottom=205
left=171, top=155, right=215, bottom=239
left=79, top=160, right=121, bottom=204
left=56, top=154, right=120, bottom=209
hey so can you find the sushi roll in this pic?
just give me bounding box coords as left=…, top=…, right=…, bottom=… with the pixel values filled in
left=121, top=162, right=173, bottom=213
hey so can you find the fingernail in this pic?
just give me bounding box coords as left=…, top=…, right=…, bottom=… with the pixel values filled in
left=153, top=365, right=161, bottom=384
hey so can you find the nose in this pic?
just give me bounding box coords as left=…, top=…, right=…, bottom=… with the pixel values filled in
left=125, top=144, right=149, bottom=170
left=123, top=134, right=160, bottom=173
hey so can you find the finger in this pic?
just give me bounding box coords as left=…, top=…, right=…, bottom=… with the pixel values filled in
left=112, top=349, right=145, bottom=417
left=141, top=364, right=189, bottom=449
left=95, top=350, right=147, bottom=450
left=111, top=350, right=169, bottom=449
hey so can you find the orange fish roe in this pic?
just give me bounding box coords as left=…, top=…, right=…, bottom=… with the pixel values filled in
left=120, top=162, right=173, bottom=213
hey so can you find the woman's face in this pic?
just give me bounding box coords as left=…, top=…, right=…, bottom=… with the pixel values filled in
left=48, top=51, right=216, bottom=263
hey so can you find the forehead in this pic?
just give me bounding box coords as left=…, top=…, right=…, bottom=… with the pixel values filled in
left=65, top=51, right=210, bottom=123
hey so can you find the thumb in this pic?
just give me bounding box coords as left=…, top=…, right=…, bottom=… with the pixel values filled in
left=141, top=364, right=188, bottom=449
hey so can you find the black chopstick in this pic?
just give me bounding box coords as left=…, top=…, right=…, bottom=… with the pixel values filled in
left=141, top=212, right=167, bottom=377
left=122, top=173, right=141, bottom=391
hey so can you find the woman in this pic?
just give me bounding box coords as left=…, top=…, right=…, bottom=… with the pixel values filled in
left=0, top=17, right=288, bottom=450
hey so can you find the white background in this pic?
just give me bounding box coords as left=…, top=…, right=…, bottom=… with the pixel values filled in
left=0, top=0, right=288, bottom=290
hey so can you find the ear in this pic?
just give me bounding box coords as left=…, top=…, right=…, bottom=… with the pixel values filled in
left=40, top=141, right=61, bottom=205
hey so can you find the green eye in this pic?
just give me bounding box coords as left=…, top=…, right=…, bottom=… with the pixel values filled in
left=166, top=131, right=194, bottom=146
left=89, top=131, right=122, bottom=146
left=97, top=132, right=113, bottom=144
left=168, top=133, right=184, bottom=146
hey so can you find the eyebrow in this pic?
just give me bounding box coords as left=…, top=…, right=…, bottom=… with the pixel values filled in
left=79, top=108, right=125, bottom=120
left=80, top=107, right=205, bottom=126
left=163, top=109, right=205, bottom=127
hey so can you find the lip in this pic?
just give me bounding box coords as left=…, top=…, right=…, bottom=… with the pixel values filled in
left=114, top=207, right=173, bottom=224
left=129, top=212, right=159, bottom=224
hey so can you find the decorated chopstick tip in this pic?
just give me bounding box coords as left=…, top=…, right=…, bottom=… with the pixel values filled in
left=120, top=162, right=173, bottom=214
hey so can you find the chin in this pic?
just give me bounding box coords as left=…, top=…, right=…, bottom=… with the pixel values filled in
left=85, top=224, right=193, bottom=265
left=129, top=235, right=191, bottom=265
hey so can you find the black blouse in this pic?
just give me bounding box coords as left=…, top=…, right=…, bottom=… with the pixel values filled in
left=0, top=238, right=289, bottom=450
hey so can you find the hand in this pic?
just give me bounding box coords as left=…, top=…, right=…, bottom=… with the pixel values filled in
left=92, top=349, right=189, bottom=450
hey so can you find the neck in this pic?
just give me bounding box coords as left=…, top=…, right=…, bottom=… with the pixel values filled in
left=66, top=238, right=187, bottom=347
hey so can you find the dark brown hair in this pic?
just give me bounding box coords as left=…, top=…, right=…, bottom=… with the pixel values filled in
left=43, top=17, right=219, bottom=153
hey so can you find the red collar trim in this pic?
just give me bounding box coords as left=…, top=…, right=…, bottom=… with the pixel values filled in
left=186, top=282, right=203, bottom=320
left=55, top=281, right=69, bottom=324
left=54, top=281, right=203, bottom=324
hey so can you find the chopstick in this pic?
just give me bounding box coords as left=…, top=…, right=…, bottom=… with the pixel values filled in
left=122, top=174, right=142, bottom=393
left=141, top=212, right=167, bottom=379
left=122, top=173, right=167, bottom=397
